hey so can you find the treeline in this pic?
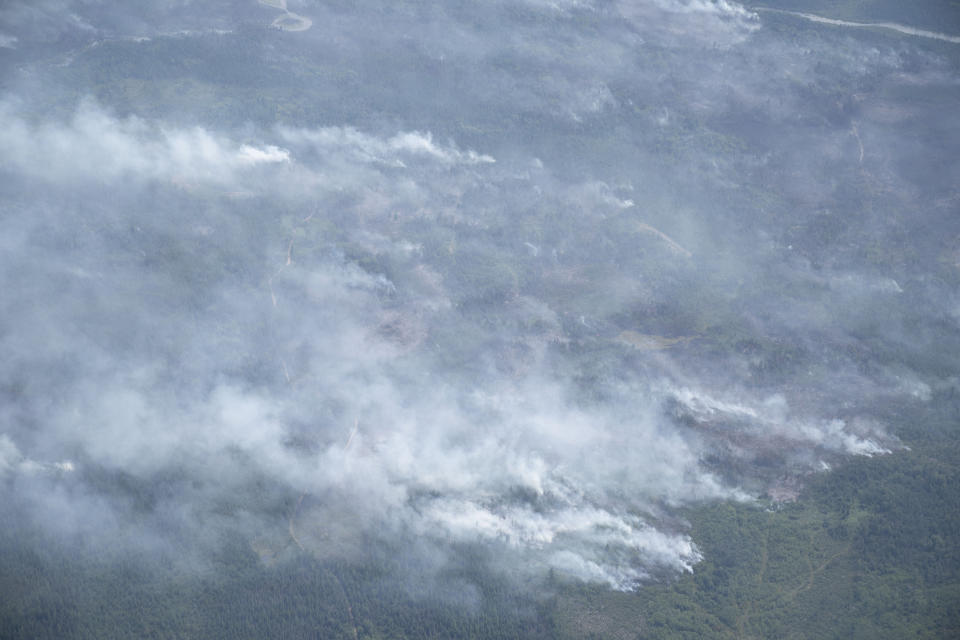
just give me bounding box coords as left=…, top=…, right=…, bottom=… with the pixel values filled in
left=593, top=395, right=960, bottom=639
left=0, top=530, right=555, bottom=640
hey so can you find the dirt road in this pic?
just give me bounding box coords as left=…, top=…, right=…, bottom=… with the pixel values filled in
left=756, top=7, right=960, bottom=44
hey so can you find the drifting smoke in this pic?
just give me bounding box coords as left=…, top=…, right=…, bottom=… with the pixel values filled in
left=0, top=0, right=957, bottom=594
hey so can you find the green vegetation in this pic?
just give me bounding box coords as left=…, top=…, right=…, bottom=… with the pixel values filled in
left=556, top=396, right=960, bottom=639
left=2, top=395, right=957, bottom=639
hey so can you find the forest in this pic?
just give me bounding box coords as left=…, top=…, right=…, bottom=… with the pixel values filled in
left=0, top=0, right=958, bottom=637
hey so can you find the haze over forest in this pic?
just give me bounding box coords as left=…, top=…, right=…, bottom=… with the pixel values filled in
left=1, top=1, right=959, bottom=638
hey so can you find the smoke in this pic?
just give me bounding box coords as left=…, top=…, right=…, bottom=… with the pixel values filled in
left=0, top=100, right=289, bottom=185
left=1, top=0, right=958, bottom=595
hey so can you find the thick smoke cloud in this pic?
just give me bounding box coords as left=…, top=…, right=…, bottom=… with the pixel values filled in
left=0, top=101, right=290, bottom=185
left=1, top=0, right=958, bottom=592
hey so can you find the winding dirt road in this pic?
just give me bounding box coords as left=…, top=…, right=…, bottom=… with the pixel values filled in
left=756, top=7, right=960, bottom=44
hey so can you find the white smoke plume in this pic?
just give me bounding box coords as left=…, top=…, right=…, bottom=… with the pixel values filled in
left=0, top=0, right=954, bottom=603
